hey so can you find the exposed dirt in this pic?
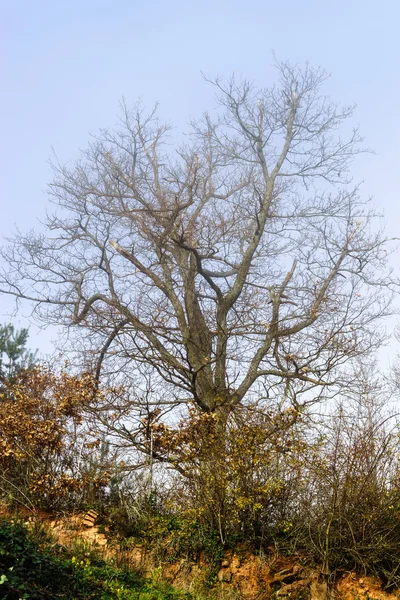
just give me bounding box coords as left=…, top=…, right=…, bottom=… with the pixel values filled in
left=337, top=574, right=399, bottom=600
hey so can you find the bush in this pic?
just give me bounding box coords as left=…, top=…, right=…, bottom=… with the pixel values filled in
left=0, top=517, right=83, bottom=599
left=0, top=367, right=111, bottom=511
left=147, top=404, right=311, bottom=548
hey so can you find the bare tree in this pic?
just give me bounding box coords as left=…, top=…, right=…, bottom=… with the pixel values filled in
left=0, top=61, right=393, bottom=435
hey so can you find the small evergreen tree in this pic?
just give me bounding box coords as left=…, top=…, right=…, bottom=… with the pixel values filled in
left=0, top=323, right=36, bottom=381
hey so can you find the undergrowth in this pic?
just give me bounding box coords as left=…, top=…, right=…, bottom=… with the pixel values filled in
left=0, top=517, right=193, bottom=599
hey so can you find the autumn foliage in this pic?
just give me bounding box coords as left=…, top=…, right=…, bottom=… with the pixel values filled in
left=141, top=405, right=312, bottom=544
left=0, top=367, right=110, bottom=509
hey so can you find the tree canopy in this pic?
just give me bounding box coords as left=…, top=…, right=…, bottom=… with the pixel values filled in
left=0, top=61, right=393, bottom=430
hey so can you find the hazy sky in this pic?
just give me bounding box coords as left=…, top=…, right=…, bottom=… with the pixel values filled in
left=1, top=0, right=400, bottom=357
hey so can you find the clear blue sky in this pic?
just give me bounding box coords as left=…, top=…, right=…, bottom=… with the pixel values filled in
left=1, top=0, right=400, bottom=356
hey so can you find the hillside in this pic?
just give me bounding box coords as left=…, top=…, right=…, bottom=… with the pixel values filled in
left=1, top=508, right=399, bottom=600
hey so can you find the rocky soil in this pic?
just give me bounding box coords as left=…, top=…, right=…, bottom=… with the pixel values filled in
left=3, top=507, right=398, bottom=600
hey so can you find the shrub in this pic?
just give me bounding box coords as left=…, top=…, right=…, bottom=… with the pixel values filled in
left=0, top=367, right=111, bottom=511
